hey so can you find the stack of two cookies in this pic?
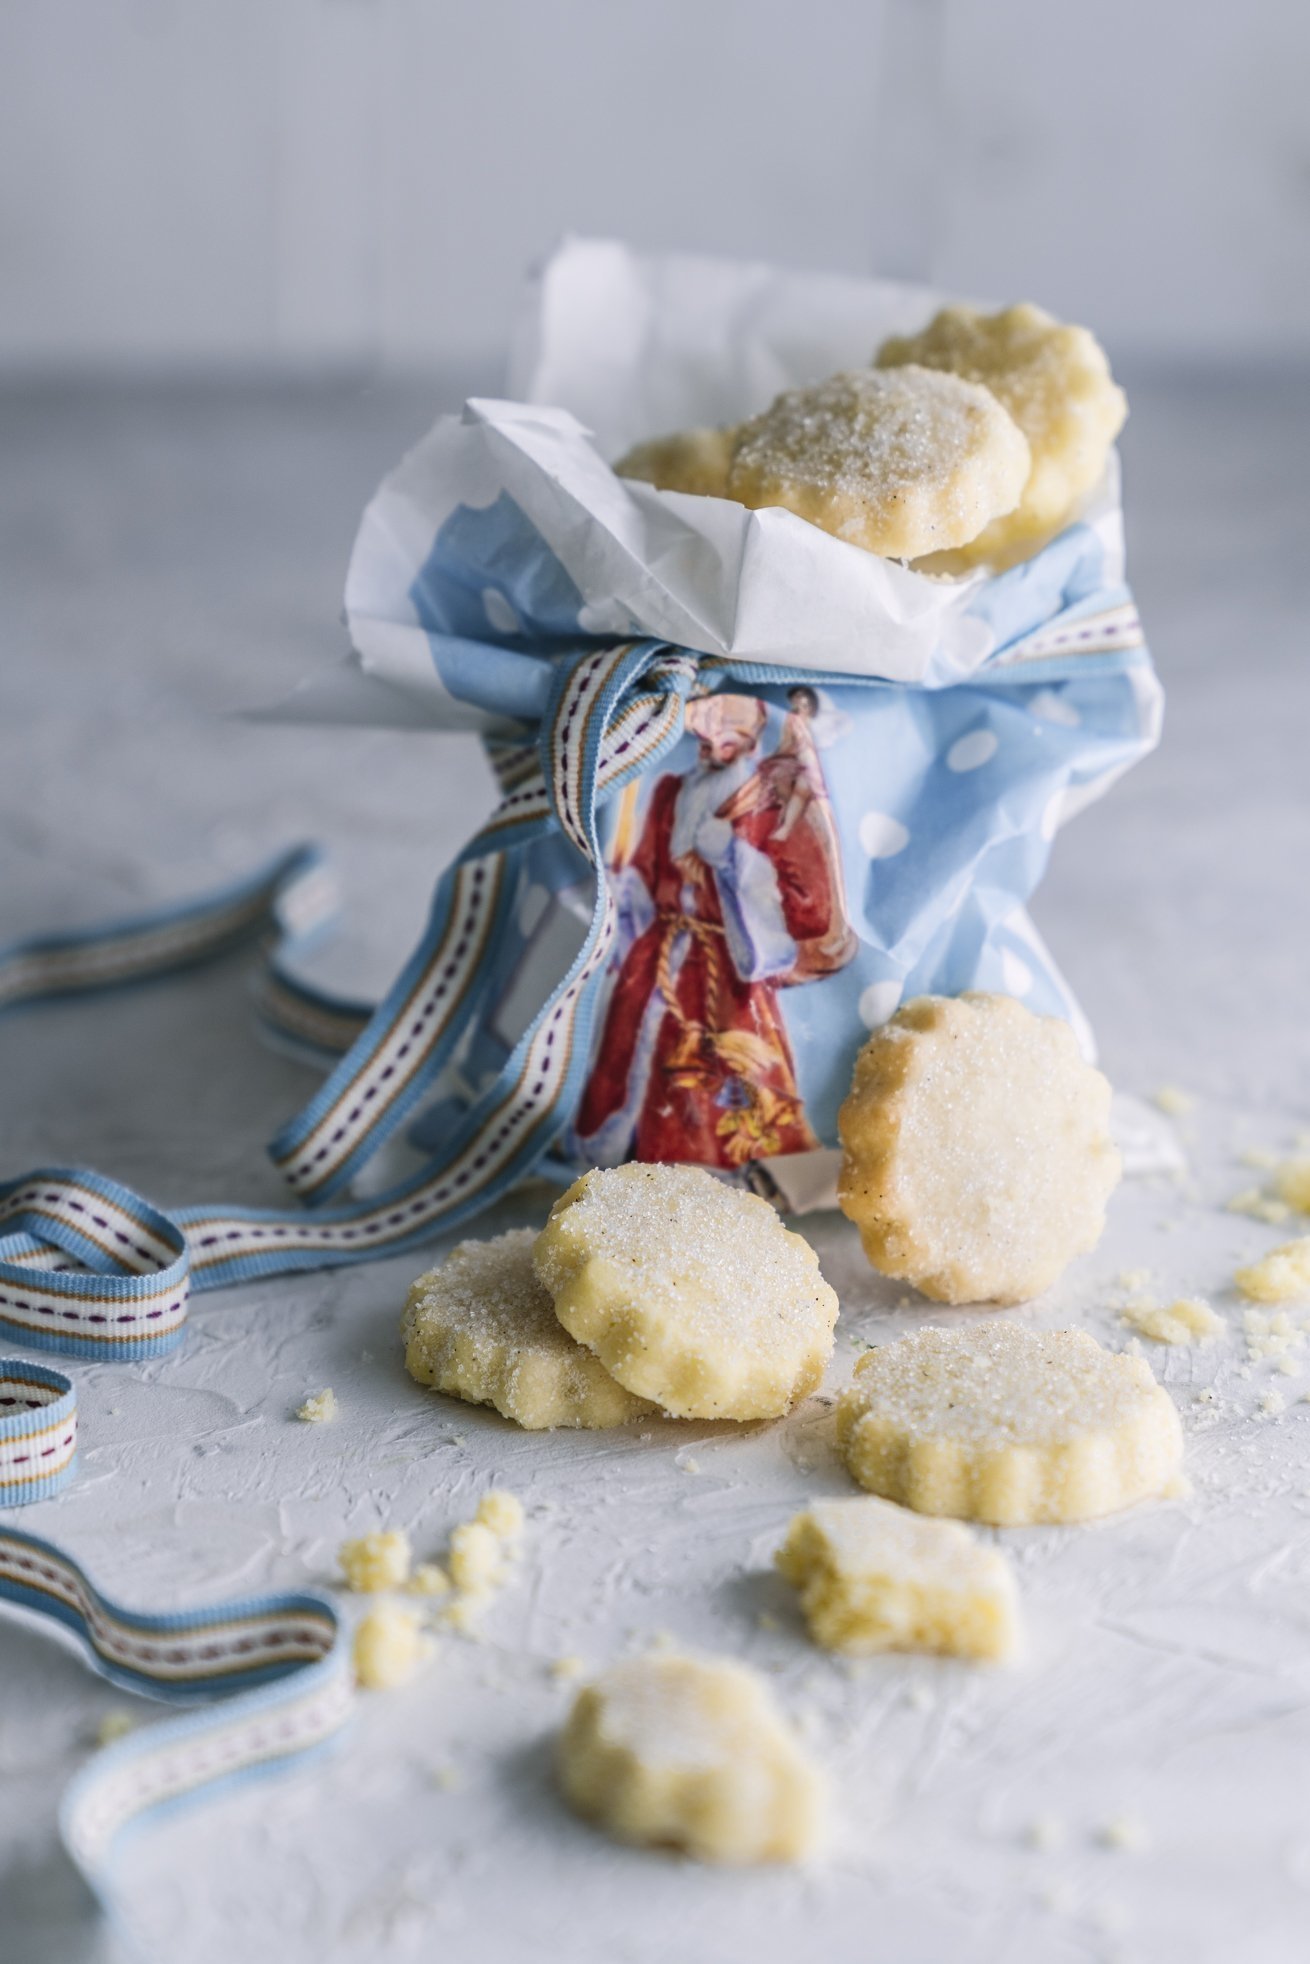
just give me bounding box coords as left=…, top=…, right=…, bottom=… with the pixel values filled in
left=617, top=301, right=1128, bottom=574
left=402, top=1162, right=840, bottom=1430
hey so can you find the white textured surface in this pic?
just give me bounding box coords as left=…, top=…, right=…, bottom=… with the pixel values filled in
left=2, top=373, right=1310, bottom=1964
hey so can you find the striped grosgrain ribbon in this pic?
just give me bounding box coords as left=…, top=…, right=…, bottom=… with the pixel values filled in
left=0, top=639, right=697, bottom=1360
left=0, top=1358, right=78, bottom=1502
left=0, top=840, right=339, bottom=1019
left=0, top=1522, right=352, bottom=1917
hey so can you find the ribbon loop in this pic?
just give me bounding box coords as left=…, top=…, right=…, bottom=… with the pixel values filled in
left=0, top=1170, right=190, bottom=1358
left=0, top=1524, right=351, bottom=1913
left=0, top=1360, right=77, bottom=1502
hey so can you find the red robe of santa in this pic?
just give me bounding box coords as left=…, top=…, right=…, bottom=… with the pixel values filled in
left=576, top=755, right=856, bottom=1169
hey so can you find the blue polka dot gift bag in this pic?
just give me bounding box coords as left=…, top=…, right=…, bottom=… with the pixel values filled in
left=1, top=240, right=1160, bottom=1364
left=312, top=238, right=1160, bottom=1209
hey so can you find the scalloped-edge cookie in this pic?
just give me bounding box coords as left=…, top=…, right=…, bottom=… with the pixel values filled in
left=402, top=1228, right=657, bottom=1431
left=532, top=1163, right=838, bottom=1421
left=614, top=425, right=739, bottom=498
left=557, top=1653, right=824, bottom=1863
left=776, top=1495, right=1019, bottom=1659
left=725, top=365, right=1029, bottom=559
left=876, top=302, right=1127, bottom=571
left=838, top=993, right=1120, bottom=1305
left=836, top=1324, right=1183, bottom=1526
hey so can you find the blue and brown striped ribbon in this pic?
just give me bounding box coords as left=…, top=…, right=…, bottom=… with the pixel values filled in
left=0, top=639, right=696, bottom=1357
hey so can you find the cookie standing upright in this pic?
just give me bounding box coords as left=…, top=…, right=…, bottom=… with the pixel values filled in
left=838, top=993, right=1121, bottom=1305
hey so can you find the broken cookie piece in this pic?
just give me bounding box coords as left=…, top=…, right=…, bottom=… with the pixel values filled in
left=776, top=1496, right=1019, bottom=1660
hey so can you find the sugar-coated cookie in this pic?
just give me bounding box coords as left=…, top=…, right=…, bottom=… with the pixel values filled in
left=533, top=1163, right=838, bottom=1421
left=614, top=426, right=739, bottom=498
left=876, top=303, right=1127, bottom=570
left=557, top=1654, right=824, bottom=1863
left=403, top=1228, right=657, bottom=1430
left=725, top=366, right=1029, bottom=559
left=838, top=993, right=1120, bottom=1305
left=776, top=1495, right=1019, bottom=1659
left=836, top=1324, right=1183, bottom=1525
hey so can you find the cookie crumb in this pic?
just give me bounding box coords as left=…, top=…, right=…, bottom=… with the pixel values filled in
left=296, top=1387, right=338, bottom=1423
left=339, top=1529, right=411, bottom=1593
left=1120, top=1296, right=1222, bottom=1346
left=353, top=1605, right=426, bottom=1689
left=1241, top=1306, right=1307, bottom=1366
left=448, top=1521, right=503, bottom=1593
left=1235, top=1240, right=1310, bottom=1305
left=1099, top=1814, right=1150, bottom=1853
left=407, top=1562, right=451, bottom=1598
left=475, top=1490, right=524, bottom=1542
left=1273, top=1158, right=1310, bottom=1215
left=1228, top=1188, right=1292, bottom=1226
left=94, top=1709, right=135, bottom=1748
left=1152, top=1086, right=1194, bottom=1118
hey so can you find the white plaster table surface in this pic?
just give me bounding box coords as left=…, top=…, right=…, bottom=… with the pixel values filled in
left=2, top=368, right=1309, bottom=1964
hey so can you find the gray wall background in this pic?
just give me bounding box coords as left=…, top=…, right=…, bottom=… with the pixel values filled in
left=1, top=0, right=1307, bottom=373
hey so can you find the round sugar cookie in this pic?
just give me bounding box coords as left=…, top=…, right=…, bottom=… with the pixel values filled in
left=836, top=1323, right=1183, bottom=1525
left=614, top=425, right=739, bottom=498
left=557, top=1654, right=823, bottom=1864
left=725, top=366, right=1029, bottom=559
left=402, top=1228, right=657, bottom=1431
left=532, top=1163, right=838, bottom=1421
left=876, top=303, right=1127, bottom=571
left=838, top=993, right=1120, bottom=1305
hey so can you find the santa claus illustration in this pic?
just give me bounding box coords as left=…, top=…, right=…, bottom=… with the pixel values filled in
left=575, top=688, right=857, bottom=1169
